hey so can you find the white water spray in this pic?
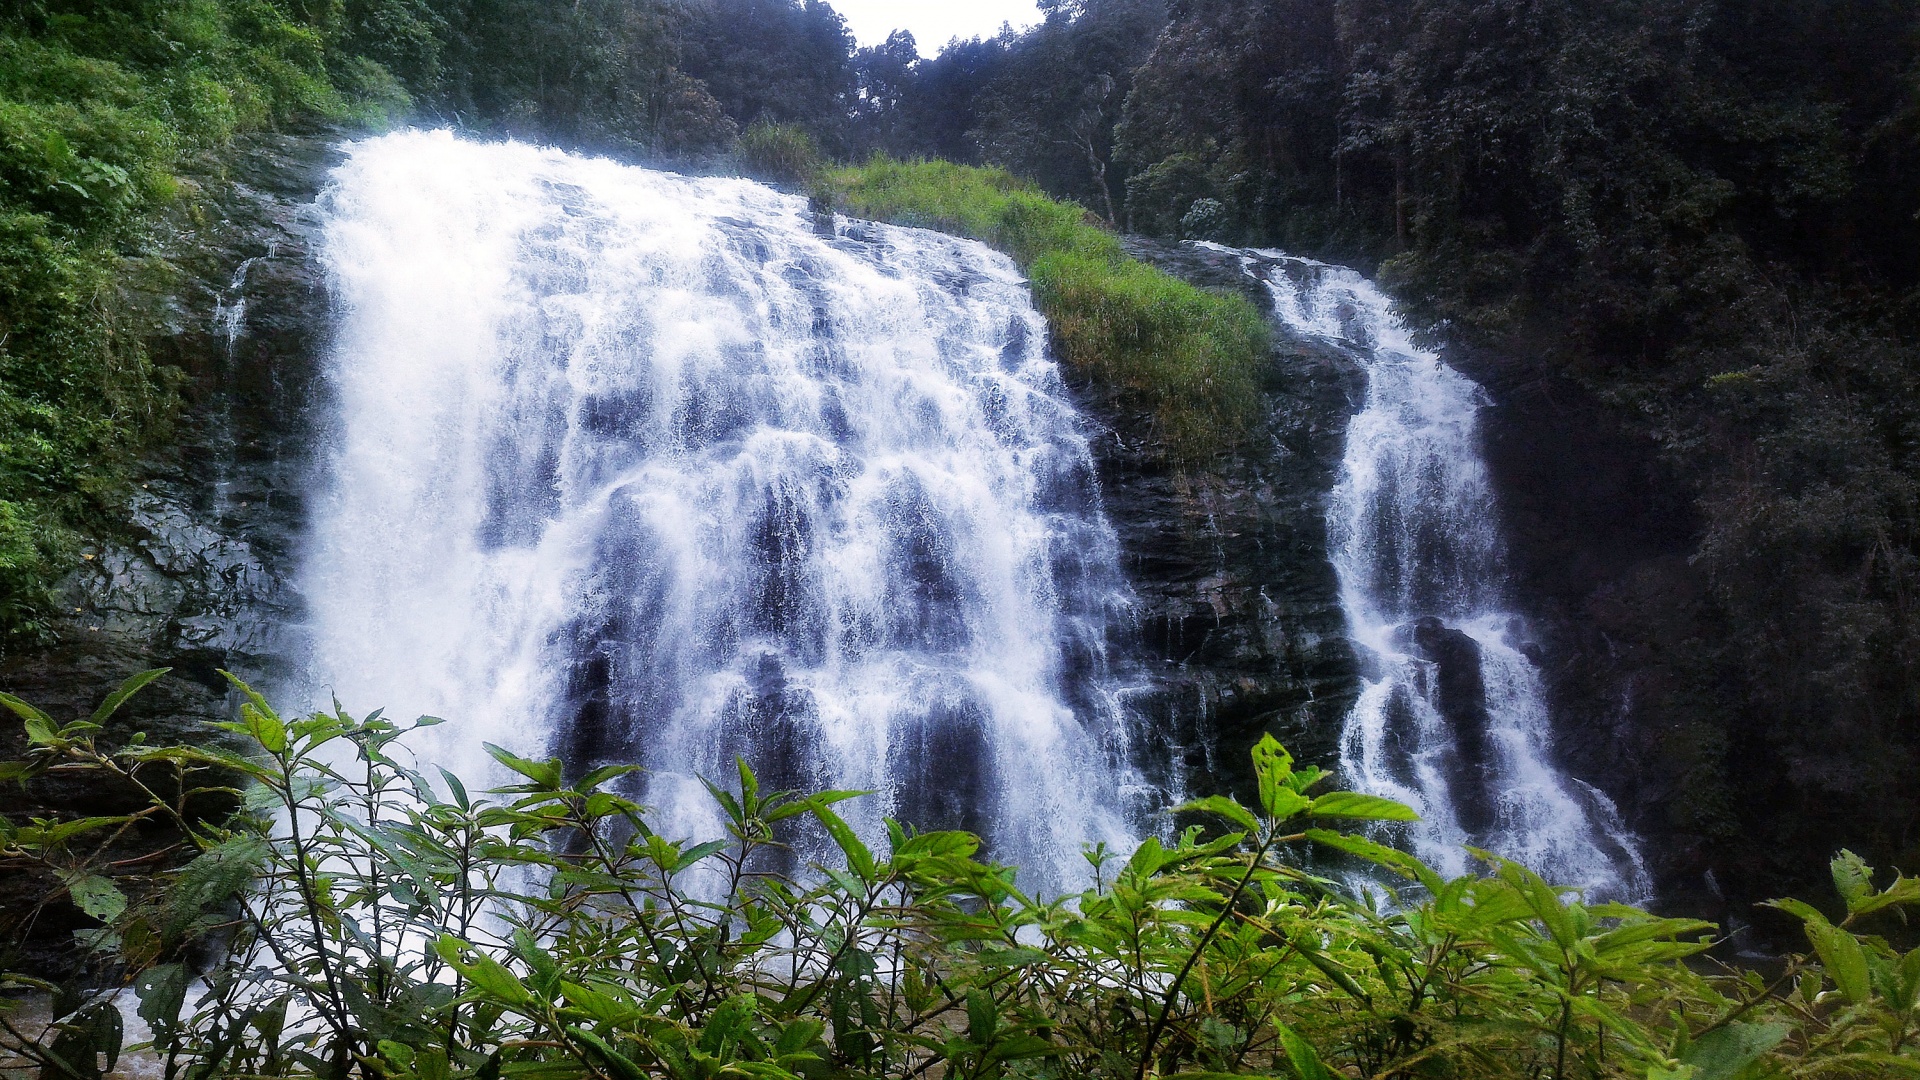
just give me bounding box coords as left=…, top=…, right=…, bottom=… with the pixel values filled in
left=302, top=131, right=1145, bottom=890
left=1227, top=247, right=1647, bottom=897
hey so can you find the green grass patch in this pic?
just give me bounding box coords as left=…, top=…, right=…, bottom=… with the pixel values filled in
left=825, top=157, right=1268, bottom=458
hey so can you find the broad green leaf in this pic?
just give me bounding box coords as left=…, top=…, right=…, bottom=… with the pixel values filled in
left=966, top=989, right=997, bottom=1044
left=1763, top=897, right=1826, bottom=924
left=1592, top=917, right=1718, bottom=957
left=1899, top=947, right=1920, bottom=1012
left=438, top=766, right=470, bottom=809
left=438, top=937, right=534, bottom=1007
left=767, top=788, right=863, bottom=823
left=134, top=964, right=187, bottom=1035
left=1808, top=921, right=1872, bottom=1005
left=0, top=692, right=54, bottom=729
left=568, top=1027, right=647, bottom=1080
left=162, top=835, right=271, bottom=935
left=807, top=798, right=875, bottom=880
left=1293, top=938, right=1370, bottom=1003
left=1251, top=734, right=1301, bottom=820
left=1853, top=875, right=1920, bottom=917
left=1681, top=1022, right=1789, bottom=1080
left=1309, top=791, right=1418, bottom=822
left=576, top=763, right=642, bottom=792
left=977, top=946, right=1051, bottom=969
left=1286, top=764, right=1329, bottom=794
left=1274, top=1021, right=1334, bottom=1080
left=1831, top=850, right=1875, bottom=910
left=737, top=756, right=760, bottom=805
left=560, top=981, right=637, bottom=1027
left=512, top=928, right=561, bottom=997
left=1179, top=795, right=1260, bottom=833
left=894, top=829, right=979, bottom=859
left=1125, top=835, right=1172, bottom=878
left=90, top=668, right=170, bottom=726
left=1305, top=829, right=1444, bottom=891
left=66, top=874, right=126, bottom=922
left=1486, top=854, right=1577, bottom=947
left=774, top=1019, right=825, bottom=1057
left=986, top=1034, right=1058, bottom=1062
left=16, top=815, right=130, bottom=849
left=246, top=703, right=287, bottom=754
left=484, top=743, right=561, bottom=789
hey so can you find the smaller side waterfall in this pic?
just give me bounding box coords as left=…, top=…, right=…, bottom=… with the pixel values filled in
left=1224, top=247, right=1647, bottom=898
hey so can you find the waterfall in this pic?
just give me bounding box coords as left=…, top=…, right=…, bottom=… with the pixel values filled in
left=301, top=131, right=1145, bottom=890
left=1224, top=247, right=1648, bottom=898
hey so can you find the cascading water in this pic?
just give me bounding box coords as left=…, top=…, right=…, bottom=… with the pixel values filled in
left=1224, top=247, right=1648, bottom=898
left=300, top=131, right=1145, bottom=890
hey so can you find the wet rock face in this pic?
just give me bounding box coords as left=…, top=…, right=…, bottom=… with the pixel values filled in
left=1402, top=616, right=1495, bottom=836
left=1442, top=346, right=1719, bottom=915
left=0, top=132, right=339, bottom=975
left=1099, top=243, right=1706, bottom=913
left=1091, top=239, right=1364, bottom=798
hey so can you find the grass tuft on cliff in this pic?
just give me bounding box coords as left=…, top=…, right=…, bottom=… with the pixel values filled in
left=825, top=158, right=1268, bottom=458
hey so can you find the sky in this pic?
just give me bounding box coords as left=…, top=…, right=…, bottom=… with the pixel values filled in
left=828, top=0, right=1044, bottom=51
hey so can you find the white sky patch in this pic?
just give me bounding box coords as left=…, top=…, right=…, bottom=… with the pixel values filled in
left=828, top=0, right=1044, bottom=51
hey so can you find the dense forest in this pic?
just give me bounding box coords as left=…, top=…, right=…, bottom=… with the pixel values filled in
left=2, top=0, right=1918, bottom=920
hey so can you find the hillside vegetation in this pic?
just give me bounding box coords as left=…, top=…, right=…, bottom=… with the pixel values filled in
left=0, top=0, right=394, bottom=647
left=1096, top=0, right=1920, bottom=915
left=7, top=0, right=1920, bottom=933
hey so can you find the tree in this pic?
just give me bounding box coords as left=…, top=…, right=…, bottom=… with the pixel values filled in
left=678, top=0, right=856, bottom=152
left=968, top=0, right=1167, bottom=221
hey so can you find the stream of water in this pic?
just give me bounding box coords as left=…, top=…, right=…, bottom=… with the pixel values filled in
left=297, top=131, right=1645, bottom=897
left=302, top=131, right=1146, bottom=890
left=1227, top=248, right=1649, bottom=898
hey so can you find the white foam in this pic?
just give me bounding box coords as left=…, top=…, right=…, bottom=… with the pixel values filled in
left=302, top=131, right=1147, bottom=891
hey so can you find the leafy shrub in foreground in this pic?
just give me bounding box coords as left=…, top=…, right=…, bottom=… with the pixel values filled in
left=1, top=671, right=1919, bottom=1080
left=826, top=159, right=1268, bottom=459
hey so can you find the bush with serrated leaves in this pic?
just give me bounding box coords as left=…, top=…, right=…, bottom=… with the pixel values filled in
left=3, top=670, right=1919, bottom=1080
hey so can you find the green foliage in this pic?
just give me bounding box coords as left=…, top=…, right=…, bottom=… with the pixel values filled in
left=0, top=0, right=424, bottom=652
left=961, top=0, right=1165, bottom=224
left=829, top=158, right=1267, bottom=457
left=422, top=0, right=735, bottom=160
left=5, top=679, right=1920, bottom=1080
left=734, top=121, right=823, bottom=187
left=677, top=0, right=853, bottom=153
left=0, top=0, right=766, bottom=652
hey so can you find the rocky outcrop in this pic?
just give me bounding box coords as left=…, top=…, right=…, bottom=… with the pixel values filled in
left=1113, top=241, right=1716, bottom=919
left=1404, top=616, right=1496, bottom=836
left=0, top=155, right=1722, bottom=971
left=1088, top=239, right=1363, bottom=799
left=0, top=132, right=338, bottom=974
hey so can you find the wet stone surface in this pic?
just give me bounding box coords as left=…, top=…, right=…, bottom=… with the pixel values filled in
left=0, top=131, right=340, bottom=975
left=1088, top=238, right=1364, bottom=800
